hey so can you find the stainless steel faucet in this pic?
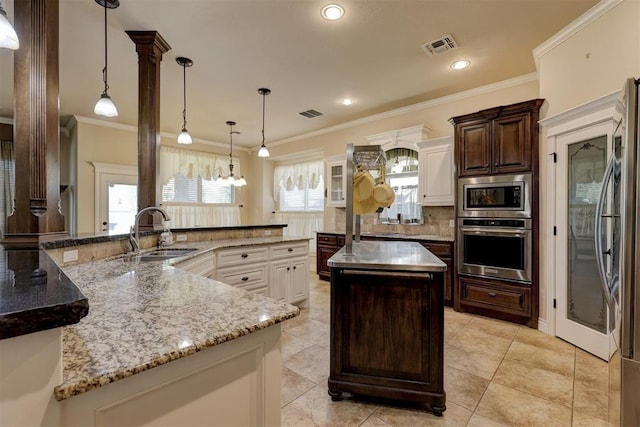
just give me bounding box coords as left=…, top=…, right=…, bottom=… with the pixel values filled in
left=129, top=206, right=171, bottom=253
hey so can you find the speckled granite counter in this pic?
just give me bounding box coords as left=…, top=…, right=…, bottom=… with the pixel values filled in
left=53, top=236, right=305, bottom=401
left=0, top=249, right=88, bottom=340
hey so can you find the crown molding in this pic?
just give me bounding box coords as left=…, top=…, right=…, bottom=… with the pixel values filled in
left=261, top=72, right=538, bottom=149
left=70, top=115, right=249, bottom=152
left=533, top=0, right=623, bottom=69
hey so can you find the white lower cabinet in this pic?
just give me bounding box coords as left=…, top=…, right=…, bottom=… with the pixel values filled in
left=173, top=250, right=215, bottom=278
left=213, top=241, right=310, bottom=306
left=268, top=243, right=309, bottom=307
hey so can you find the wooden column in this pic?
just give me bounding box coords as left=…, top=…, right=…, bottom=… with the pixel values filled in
left=3, top=0, right=66, bottom=248
left=126, top=31, right=171, bottom=230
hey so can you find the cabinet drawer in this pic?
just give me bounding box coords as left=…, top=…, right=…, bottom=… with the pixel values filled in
left=318, top=234, right=337, bottom=246
left=460, top=277, right=531, bottom=317
left=421, top=242, right=452, bottom=257
left=216, top=264, right=268, bottom=288
left=270, top=242, right=308, bottom=259
left=216, top=247, right=268, bottom=268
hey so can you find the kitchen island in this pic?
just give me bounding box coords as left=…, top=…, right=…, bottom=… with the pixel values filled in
left=327, top=240, right=447, bottom=415
left=1, top=226, right=302, bottom=426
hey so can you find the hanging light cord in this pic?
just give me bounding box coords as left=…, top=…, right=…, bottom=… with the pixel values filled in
left=261, top=93, right=266, bottom=146
left=101, top=2, right=109, bottom=95
left=182, top=63, right=187, bottom=130
left=228, top=123, right=240, bottom=170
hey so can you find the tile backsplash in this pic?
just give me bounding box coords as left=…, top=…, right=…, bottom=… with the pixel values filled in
left=328, top=206, right=454, bottom=237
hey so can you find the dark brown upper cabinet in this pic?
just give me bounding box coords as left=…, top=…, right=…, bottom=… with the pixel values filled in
left=450, top=99, right=544, bottom=177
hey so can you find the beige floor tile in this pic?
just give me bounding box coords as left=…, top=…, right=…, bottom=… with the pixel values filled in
left=445, top=343, right=503, bottom=380
left=573, top=379, right=608, bottom=422
left=444, top=365, right=489, bottom=411
left=282, top=309, right=311, bottom=331
left=475, top=383, right=572, bottom=427
left=449, top=327, right=512, bottom=359
left=492, top=359, right=574, bottom=408
left=465, top=316, right=521, bottom=340
left=466, top=413, right=510, bottom=427
left=359, top=415, right=393, bottom=426
left=281, top=384, right=378, bottom=427
left=282, top=366, right=317, bottom=407
left=575, top=348, right=608, bottom=388
left=572, top=411, right=609, bottom=427
left=285, top=317, right=330, bottom=347
left=281, top=330, right=315, bottom=360
left=504, top=340, right=575, bottom=378
left=513, top=326, right=575, bottom=355
left=374, top=401, right=472, bottom=426
left=444, top=307, right=475, bottom=323
left=283, top=344, right=330, bottom=384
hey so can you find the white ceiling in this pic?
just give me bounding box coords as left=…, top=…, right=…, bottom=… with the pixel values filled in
left=0, top=0, right=599, bottom=148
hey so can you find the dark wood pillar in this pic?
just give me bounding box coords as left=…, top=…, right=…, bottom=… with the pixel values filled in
left=126, top=31, right=171, bottom=230
left=3, top=0, right=66, bottom=248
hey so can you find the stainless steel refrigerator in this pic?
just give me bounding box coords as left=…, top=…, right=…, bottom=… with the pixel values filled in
left=597, top=78, right=640, bottom=426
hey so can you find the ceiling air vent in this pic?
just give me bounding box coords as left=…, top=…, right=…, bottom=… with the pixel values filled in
left=420, top=34, right=458, bottom=56
left=299, top=109, right=324, bottom=118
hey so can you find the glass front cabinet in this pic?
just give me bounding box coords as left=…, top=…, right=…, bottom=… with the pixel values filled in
left=326, top=155, right=346, bottom=207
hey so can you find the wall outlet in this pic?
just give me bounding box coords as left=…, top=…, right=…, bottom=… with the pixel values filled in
left=264, top=230, right=272, bottom=236
left=175, top=234, right=188, bottom=242
left=449, top=219, right=455, bottom=228
left=63, top=249, right=78, bottom=263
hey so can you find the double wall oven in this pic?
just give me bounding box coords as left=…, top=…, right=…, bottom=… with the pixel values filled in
left=457, top=174, right=532, bottom=283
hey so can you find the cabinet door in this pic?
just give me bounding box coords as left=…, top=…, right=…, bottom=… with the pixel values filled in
left=492, top=112, right=531, bottom=174
left=326, top=160, right=346, bottom=207
left=456, top=121, right=491, bottom=176
left=269, top=260, right=289, bottom=302
left=317, top=246, right=336, bottom=281
left=441, top=257, right=453, bottom=306
left=289, top=258, right=309, bottom=304
left=418, top=138, right=454, bottom=206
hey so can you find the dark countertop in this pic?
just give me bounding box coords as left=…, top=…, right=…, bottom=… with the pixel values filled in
left=0, top=249, right=88, bottom=340
left=317, top=230, right=454, bottom=243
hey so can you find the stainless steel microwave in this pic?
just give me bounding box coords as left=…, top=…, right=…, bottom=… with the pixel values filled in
left=457, top=174, right=532, bottom=218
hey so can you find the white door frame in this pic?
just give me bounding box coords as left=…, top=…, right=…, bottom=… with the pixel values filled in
left=540, top=92, right=622, bottom=359
left=92, top=162, right=137, bottom=233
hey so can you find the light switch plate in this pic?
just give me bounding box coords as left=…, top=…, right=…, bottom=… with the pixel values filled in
left=449, top=219, right=455, bottom=228
left=63, top=249, right=79, bottom=263
left=175, top=234, right=188, bottom=242
left=264, top=230, right=272, bottom=236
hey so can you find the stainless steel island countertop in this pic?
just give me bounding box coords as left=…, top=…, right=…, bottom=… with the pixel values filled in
left=327, top=240, right=446, bottom=272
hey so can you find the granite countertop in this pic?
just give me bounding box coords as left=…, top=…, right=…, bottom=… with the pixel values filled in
left=317, top=230, right=454, bottom=243
left=54, top=236, right=306, bottom=401
left=328, top=240, right=447, bottom=272
left=0, top=250, right=88, bottom=340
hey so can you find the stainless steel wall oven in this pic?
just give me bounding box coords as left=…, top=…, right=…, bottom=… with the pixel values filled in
left=458, top=218, right=532, bottom=283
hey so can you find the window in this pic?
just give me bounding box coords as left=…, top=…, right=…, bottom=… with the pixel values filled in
left=274, top=160, right=324, bottom=212
left=160, top=146, right=236, bottom=205
left=380, top=148, right=423, bottom=224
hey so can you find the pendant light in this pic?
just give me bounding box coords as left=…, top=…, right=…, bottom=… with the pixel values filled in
left=0, top=0, right=19, bottom=50
left=93, top=0, right=119, bottom=118
left=176, top=57, right=193, bottom=144
left=218, top=121, right=247, bottom=187
left=257, top=88, right=271, bottom=158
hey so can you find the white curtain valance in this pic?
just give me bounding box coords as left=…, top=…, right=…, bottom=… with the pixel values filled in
left=163, top=204, right=241, bottom=228
left=160, top=146, right=239, bottom=185
left=273, top=159, right=324, bottom=201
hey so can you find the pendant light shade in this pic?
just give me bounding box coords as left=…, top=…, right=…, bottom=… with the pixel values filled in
left=218, top=121, right=247, bottom=187
left=176, top=56, right=193, bottom=144
left=257, top=88, right=271, bottom=158
left=0, top=1, right=19, bottom=50
left=94, top=0, right=119, bottom=118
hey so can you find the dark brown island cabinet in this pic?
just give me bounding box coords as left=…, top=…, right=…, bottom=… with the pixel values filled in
left=327, top=241, right=446, bottom=416
left=316, top=232, right=455, bottom=307
left=450, top=98, right=544, bottom=328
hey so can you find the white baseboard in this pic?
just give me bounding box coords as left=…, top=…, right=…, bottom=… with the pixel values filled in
left=537, top=318, right=550, bottom=335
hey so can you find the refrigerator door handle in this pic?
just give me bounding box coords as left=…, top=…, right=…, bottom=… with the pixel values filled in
left=595, top=153, right=616, bottom=308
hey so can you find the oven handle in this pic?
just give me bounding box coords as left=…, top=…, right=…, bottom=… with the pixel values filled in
left=459, top=226, right=530, bottom=236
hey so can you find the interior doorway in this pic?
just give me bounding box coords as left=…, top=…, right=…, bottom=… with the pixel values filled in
left=93, top=162, right=137, bottom=234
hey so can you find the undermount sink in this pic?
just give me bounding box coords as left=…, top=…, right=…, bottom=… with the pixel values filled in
left=121, top=248, right=199, bottom=262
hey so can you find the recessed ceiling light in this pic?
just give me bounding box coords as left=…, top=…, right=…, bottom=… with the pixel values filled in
left=321, top=4, right=344, bottom=20
left=451, top=60, right=470, bottom=70
left=342, top=98, right=353, bottom=106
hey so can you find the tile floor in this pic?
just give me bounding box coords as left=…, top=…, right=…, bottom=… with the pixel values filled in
left=280, top=266, right=609, bottom=426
